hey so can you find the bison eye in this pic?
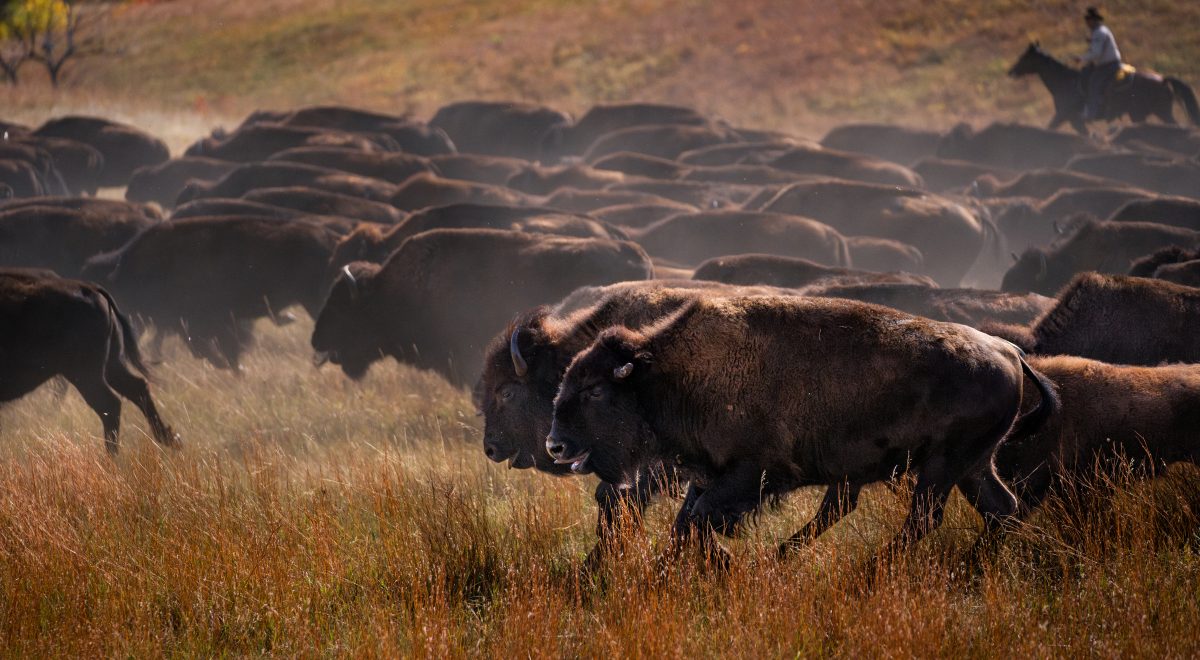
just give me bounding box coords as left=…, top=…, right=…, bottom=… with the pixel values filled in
left=585, top=384, right=606, bottom=400
left=498, top=385, right=516, bottom=402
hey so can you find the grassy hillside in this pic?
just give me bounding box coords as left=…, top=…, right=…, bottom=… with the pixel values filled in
left=4, top=0, right=1200, bottom=143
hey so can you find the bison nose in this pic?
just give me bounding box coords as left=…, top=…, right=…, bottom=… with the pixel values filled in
left=546, top=430, right=567, bottom=460
left=483, top=435, right=506, bottom=462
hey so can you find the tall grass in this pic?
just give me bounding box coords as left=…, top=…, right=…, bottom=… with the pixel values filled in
left=1, top=319, right=1199, bottom=656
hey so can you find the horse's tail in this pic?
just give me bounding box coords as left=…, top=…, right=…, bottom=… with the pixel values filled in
left=1165, top=77, right=1200, bottom=126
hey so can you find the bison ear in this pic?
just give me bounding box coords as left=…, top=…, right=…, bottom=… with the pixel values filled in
left=613, top=362, right=634, bottom=380
left=341, top=265, right=361, bottom=300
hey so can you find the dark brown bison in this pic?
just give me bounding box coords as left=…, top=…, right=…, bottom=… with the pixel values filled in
left=937, top=122, right=1100, bottom=170
left=1110, top=124, right=1200, bottom=158
left=389, top=172, right=529, bottom=211
left=631, top=210, right=852, bottom=268
left=911, top=158, right=1016, bottom=194
left=326, top=204, right=629, bottom=275
left=170, top=198, right=299, bottom=221
left=1001, top=220, right=1200, bottom=295
left=992, top=273, right=1200, bottom=365
left=33, top=116, right=169, bottom=188
left=1108, top=196, right=1200, bottom=230
left=176, top=162, right=399, bottom=206
left=0, top=204, right=160, bottom=278
left=427, top=153, right=530, bottom=185
left=82, top=216, right=340, bottom=369
left=676, top=140, right=807, bottom=167
left=1127, top=246, right=1200, bottom=277
left=547, top=295, right=1057, bottom=562
left=592, top=201, right=699, bottom=229
left=819, top=123, right=941, bottom=166
left=1147, top=259, right=1200, bottom=287
left=0, top=159, right=48, bottom=197
left=680, top=163, right=810, bottom=186
left=505, top=163, right=626, bottom=195
left=538, top=102, right=710, bottom=163
left=0, top=142, right=68, bottom=195
left=9, top=135, right=104, bottom=195
left=259, top=105, right=455, bottom=155
left=479, top=281, right=794, bottom=566
left=973, top=356, right=1200, bottom=512
left=311, top=228, right=653, bottom=387
left=186, top=124, right=395, bottom=162
left=545, top=188, right=690, bottom=214
left=243, top=187, right=406, bottom=225
left=0, top=269, right=177, bottom=453
left=590, top=151, right=692, bottom=179
left=429, top=100, right=570, bottom=160
left=610, top=179, right=753, bottom=208
left=692, top=254, right=936, bottom=289
left=0, top=196, right=161, bottom=220
left=583, top=124, right=740, bottom=163
left=971, top=168, right=1132, bottom=199
left=759, top=180, right=990, bottom=286
left=1067, top=152, right=1200, bottom=199
left=844, top=236, right=926, bottom=274
left=995, top=187, right=1157, bottom=253
left=125, top=157, right=240, bottom=208
left=266, top=146, right=434, bottom=183
left=808, top=282, right=1056, bottom=328
left=767, top=144, right=924, bottom=187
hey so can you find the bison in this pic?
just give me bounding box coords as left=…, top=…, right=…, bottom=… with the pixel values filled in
left=266, top=146, right=434, bottom=184
left=125, top=157, right=240, bottom=208
left=538, top=102, right=711, bottom=163
left=970, top=356, right=1200, bottom=513
left=818, top=123, right=941, bottom=166
left=937, top=122, right=1100, bottom=170
left=1001, top=220, right=1200, bottom=295
left=691, top=253, right=936, bottom=288
left=83, top=216, right=341, bottom=369
left=33, top=116, right=169, bottom=188
left=429, top=100, right=570, bottom=160
left=0, top=204, right=160, bottom=278
left=0, top=269, right=177, bottom=453
left=631, top=210, right=852, bottom=268
left=767, top=144, right=924, bottom=187
left=990, top=273, right=1200, bottom=365
left=547, top=295, right=1057, bottom=562
left=311, top=228, right=653, bottom=387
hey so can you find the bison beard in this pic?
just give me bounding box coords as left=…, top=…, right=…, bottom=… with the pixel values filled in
left=548, top=296, right=1058, bottom=564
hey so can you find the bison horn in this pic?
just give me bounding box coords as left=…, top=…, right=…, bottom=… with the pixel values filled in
left=510, top=328, right=528, bottom=377
left=613, top=362, right=634, bottom=380
left=1010, top=252, right=1020, bottom=263
left=1037, top=252, right=1048, bottom=280
left=341, top=265, right=359, bottom=298
left=1053, top=220, right=1063, bottom=234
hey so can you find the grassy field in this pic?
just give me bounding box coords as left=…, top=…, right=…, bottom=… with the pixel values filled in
left=4, top=0, right=1200, bottom=143
left=2, top=321, right=1200, bottom=656
left=4, top=1, right=1200, bottom=655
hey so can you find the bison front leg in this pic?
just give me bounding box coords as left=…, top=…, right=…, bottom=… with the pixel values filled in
left=584, top=475, right=660, bottom=572
left=666, top=462, right=764, bottom=569
left=778, top=481, right=862, bottom=558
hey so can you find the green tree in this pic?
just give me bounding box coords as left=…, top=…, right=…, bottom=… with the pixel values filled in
left=1, top=0, right=92, bottom=86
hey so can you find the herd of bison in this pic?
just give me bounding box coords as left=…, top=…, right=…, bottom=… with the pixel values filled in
left=4, top=100, right=1200, bottom=567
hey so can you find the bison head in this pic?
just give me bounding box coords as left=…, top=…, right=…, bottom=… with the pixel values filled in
left=311, top=261, right=385, bottom=381
left=1001, top=248, right=1051, bottom=294
left=476, top=311, right=574, bottom=473
left=547, top=328, right=657, bottom=486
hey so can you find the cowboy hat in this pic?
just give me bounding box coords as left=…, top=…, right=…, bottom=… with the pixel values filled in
left=1084, top=7, right=1104, bottom=21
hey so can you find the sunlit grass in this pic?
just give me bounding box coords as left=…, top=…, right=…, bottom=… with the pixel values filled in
left=2, top=318, right=1199, bottom=655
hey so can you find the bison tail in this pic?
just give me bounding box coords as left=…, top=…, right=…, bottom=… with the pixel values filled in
left=96, top=287, right=151, bottom=379
left=1008, top=356, right=1060, bottom=445
left=1165, top=77, right=1200, bottom=126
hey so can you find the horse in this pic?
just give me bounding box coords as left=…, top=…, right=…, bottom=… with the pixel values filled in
left=1008, top=42, right=1200, bottom=135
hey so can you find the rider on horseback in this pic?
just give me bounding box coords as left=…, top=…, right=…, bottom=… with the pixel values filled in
left=1073, top=7, right=1121, bottom=122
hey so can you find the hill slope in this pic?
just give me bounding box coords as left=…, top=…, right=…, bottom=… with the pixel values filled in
left=4, top=0, right=1199, bottom=141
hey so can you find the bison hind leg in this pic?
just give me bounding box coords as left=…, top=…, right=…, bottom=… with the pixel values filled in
left=66, top=374, right=122, bottom=454
left=105, top=358, right=178, bottom=448
left=778, top=481, right=862, bottom=559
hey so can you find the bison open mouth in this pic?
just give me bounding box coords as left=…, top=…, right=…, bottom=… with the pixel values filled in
left=554, top=449, right=591, bottom=474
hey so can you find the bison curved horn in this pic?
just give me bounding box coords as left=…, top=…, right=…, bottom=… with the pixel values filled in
left=1010, top=251, right=1020, bottom=263
left=341, top=265, right=359, bottom=299
left=613, top=363, right=634, bottom=380
left=510, top=328, right=528, bottom=377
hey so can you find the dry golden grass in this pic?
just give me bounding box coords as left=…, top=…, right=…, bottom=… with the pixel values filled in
left=2, top=319, right=1199, bottom=656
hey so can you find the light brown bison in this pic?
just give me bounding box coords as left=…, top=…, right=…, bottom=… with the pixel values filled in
left=968, top=356, right=1200, bottom=512
left=548, top=295, right=1057, bottom=562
